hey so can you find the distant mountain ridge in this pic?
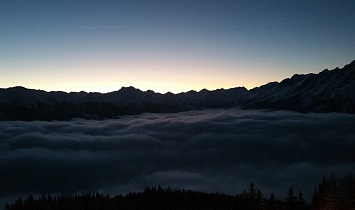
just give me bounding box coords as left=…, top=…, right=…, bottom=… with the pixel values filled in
left=1, top=60, right=354, bottom=120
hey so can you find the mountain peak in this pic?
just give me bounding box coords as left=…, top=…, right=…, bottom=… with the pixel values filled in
left=119, top=86, right=139, bottom=91
left=1, top=60, right=354, bottom=120
left=9, top=86, right=27, bottom=90
left=116, top=86, right=142, bottom=94
left=345, top=60, right=355, bottom=68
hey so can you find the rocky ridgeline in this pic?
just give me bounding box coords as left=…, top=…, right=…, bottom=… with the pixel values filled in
left=0, top=60, right=354, bottom=120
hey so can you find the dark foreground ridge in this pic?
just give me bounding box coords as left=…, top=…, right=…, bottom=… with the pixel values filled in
left=1, top=60, right=354, bottom=120
left=5, top=174, right=355, bottom=210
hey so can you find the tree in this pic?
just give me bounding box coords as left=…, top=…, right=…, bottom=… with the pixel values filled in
left=285, top=187, right=296, bottom=210
left=267, top=193, right=279, bottom=210
left=256, top=189, right=265, bottom=210
left=248, top=182, right=257, bottom=200
left=312, top=187, right=319, bottom=208
left=297, top=190, right=306, bottom=209
left=245, top=183, right=259, bottom=210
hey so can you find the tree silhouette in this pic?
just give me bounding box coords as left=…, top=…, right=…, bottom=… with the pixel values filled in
left=6, top=174, right=355, bottom=210
left=285, top=187, right=297, bottom=210
left=266, top=193, right=279, bottom=210
left=311, top=173, right=355, bottom=210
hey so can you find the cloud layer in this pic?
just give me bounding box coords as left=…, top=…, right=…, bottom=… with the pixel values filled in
left=1, top=109, right=354, bottom=204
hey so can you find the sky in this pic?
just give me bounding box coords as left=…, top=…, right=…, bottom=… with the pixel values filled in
left=1, top=0, right=355, bottom=93
left=1, top=109, right=354, bottom=206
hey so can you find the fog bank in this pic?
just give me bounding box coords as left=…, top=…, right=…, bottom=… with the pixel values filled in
left=1, top=109, right=354, bottom=206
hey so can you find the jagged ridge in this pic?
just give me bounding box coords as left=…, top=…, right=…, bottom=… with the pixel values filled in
left=0, top=60, right=354, bottom=120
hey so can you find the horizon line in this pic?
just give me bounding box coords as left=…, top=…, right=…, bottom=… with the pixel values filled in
left=0, top=85, right=250, bottom=95
left=1, top=60, right=351, bottom=94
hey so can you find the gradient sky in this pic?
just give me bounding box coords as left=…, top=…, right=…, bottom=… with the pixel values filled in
left=1, top=0, right=354, bottom=93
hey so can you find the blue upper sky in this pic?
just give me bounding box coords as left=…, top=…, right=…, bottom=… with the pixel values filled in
left=1, top=0, right=354, bottom=93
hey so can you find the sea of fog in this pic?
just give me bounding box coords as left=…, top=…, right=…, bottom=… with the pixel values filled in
left=1, top=109, right=354, bottom=206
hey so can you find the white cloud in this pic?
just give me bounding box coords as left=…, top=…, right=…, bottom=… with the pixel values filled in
left=0, top=109, right=354, bottom=205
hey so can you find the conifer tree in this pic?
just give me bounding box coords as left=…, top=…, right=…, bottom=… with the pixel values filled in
left=256, top=189, right=265, bottom=210
left=285, top=187, right=297, bottom=210
left=268, top=193, right=279, bottom=210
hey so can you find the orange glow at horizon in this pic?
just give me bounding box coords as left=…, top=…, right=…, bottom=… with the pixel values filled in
left=1, top=51, right=301, bottom=94
left=0, top=66, right=283, bottom=94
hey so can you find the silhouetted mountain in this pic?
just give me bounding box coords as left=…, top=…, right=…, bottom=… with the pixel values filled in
left=1, top=60, right=354, bottom=120
left=243, top=60, right=355, bottom=113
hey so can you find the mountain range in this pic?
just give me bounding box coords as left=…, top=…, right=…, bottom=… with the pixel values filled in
left=1, top=60, right=354, bottom=120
